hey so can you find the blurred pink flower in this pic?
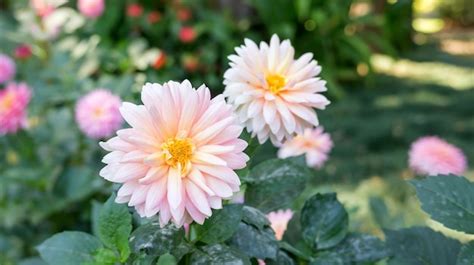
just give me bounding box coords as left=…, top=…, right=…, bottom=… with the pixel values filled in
left=14, top=45, right=33, bottom=60
left=179, top=27, right=196, bottom=43
left=127, top=3, right=143, bottom=18
left=0, top=82, right=31, bottom=135
left=0, top=54, right=16, bottom=84
left=177, top=8, right=192, bottom=22
left=278, top=127, right=333, bottom=168
left=152, top=52, right=166, bottom=70
left=78, top=0, right=105, bottom=18
left=409, top=136, right=467, bottom=176
left=267, top=209, right=293, bottom=240
left=75, top=89, right=122, bottom=139
left=30, top=0, right=55, bottom=17
left=223, top=34, right=330, bottom=145
left=148, top=11, right=161, bottom=24
left=258, top=260, right=266, bottom=265
left=99, top=80, right=249, bottom=227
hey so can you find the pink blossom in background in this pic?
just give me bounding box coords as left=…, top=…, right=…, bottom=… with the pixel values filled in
left=30, top=0, right=55, bottom=17
left=75, top=89, right=122, bottom=139
left=223, top=34, right=330, bottom=145
left=409, top=136, right=467, bottom=176
left=0, top=54, right=16, bottom=84
left=14, top=45, right=33, bottom=60
left=127, top=3, right=143, bottom=18
left=78, top=0, right=105, bottom=18
left=99, top=80, right=249, bottom=227
left=267, top=209, right=293, bottom=240
left=278, top=127, right=333, bottom=168
left=179, top=27, right=196, bottom=43
left=0, top=82, right=31, bottom=135
left=148, top=11, right=161, bottom=24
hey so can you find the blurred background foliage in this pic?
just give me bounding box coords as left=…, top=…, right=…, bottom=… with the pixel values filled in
left=0, top=0, right=473, bottom=264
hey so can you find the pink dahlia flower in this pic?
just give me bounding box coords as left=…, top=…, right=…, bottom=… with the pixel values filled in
left=0, top=82, right=32, bottom=135
left=267, top=209, right=293, bottom=240
left=278, top=127, right=333, bottom=168
left=99, top=80, right=249, bottom=227
left=0, top=54, right=16, bottom=84
left=75, top=89, right=122, bottom=139
left=409, top=136, right=467, bottom=176
left=14, top=45, right=33, bottom=60
left=78, top=0, right=105, bottom=18
left=224, top=34, right=330, bottom=145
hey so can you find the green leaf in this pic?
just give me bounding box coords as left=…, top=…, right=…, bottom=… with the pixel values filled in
left=245, top=159, right=310, bottom=213
left=311, top=233, right=390, bottom=264
left=37, top=231, right=102, bottom=265
left=410, top=175, right=474, bottom=233
left=265, top=250, right=295, bottom=265
left=385, top=227, right=461, bottom=265
left=300, top=193, right=349, bottom=250
left=190, top=244, right=251, bottom=265
left=228, top=223, right=279, bottom=259
left=457, top=242, right=474, bottom=265
left=196, top=204, right=243, bottom=244
left=130, top=223, right=184, bottom=257
left=98, top=195, right=132, bottom=261
left=241, top=206, right=270, bottom=230
left=156, top=253, right=177, bottom=265
left=90, top=248, right=119, bottom=265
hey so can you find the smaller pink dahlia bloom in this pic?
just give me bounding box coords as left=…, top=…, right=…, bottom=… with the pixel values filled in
left=0, top=54, right=16, bottom=84
left=409, top=136, right=467, bottom=176
left=78, top=0, right=105, bottom=18
left=75, top=89, right=122, bottom=139
left=267, top=209, right=293, bottom=240
left=278, top=127, right=333, bottom=168
left=0, top=82, right=31, bottom=135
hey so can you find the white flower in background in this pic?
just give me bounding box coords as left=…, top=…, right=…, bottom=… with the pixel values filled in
left=224, top=34, right=330, bottom=145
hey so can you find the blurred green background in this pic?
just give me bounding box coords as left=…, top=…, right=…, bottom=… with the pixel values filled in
left=0, top=0, right=473, bottom=263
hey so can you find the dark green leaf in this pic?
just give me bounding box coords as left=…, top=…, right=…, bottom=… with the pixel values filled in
left=228, top=223, right=278, bottom=259
left=98, top=195, right=132, bottom=261
left=301, top=193, right=349, bottom=250
left=241, top=206, right=270, bottom=230
left=190, top=244, right=250, bottom=265
left=245, top=159, right=310, bottom=213
left=130, top=223, right=184, bottom=257
left=410, top=175, right=474, bottom=233
left=37, top=231, right=102, bottom=265
left=156, top=253, right=177, bottom=265
left=196, top=204, right=243, bottom=244
left=457, top=242, right=474, bottom=265
left=385, top=227, right=461, bottom=265
left=266, top=250, right=295, bottom=265
left=312, top=233, right=390, bottom=264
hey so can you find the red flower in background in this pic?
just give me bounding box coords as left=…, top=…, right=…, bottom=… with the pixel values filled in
left=152, top=52, right=166, bottom=70
left=14, top=45, right=33, bottom=60
left=179, top=27, right=196, bottom=43
left=148, top=11, right=161, bottom=24
left=127, top=3, right=143, bottom=17
left=177, top=7, right=192, bottom=21
left=183, top=54, right=199, bottom=72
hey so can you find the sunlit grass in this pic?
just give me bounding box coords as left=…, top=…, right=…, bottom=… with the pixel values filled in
left=371, top=54, right=474, bottom=90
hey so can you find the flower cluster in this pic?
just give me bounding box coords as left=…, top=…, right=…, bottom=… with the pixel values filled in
left=0, top=82, right=32, bottom=135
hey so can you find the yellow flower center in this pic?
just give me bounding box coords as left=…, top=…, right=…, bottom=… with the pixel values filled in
left=93, top=107, right=104, bottom=118
left=161, top=137, right=195, bottom=174
left=265, top=74, right=287, bottom=94
left=0, top=92, right=15, bottom=113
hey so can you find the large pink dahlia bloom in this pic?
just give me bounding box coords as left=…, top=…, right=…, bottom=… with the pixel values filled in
left=223, top=34, right=330, bottom=145
left=99, top=80, right=249, bottom=227
left=0, top=82, right=31, bottom=135
left=75, top=89, right=122, bottom=139
left=0, top=54, right=16, bottom=84
left=409, top=136, right=467, bottom=176
left=267, top=209, right=293, bottom=241
left=278, top=127, right=333, bottom=168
